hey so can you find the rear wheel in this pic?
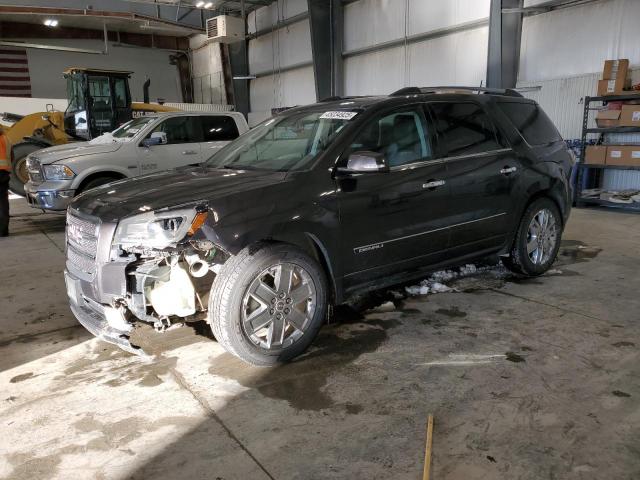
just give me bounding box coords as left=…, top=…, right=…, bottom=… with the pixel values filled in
left=503, top=198, right=562, bottom=276
left=209, top=243, right=327, bottom=366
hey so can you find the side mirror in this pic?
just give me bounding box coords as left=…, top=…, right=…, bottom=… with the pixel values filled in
left=338, top=151, right=389, bottom=174
left=142, top=131, right=167, bottom=147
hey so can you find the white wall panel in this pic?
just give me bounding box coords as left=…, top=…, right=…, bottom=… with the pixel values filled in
left=345, top=26, right=489, bottom=96
left=190, top=36, right=226, bottom=104
left=344, top=0, right=406, bottom=52
left=19, top=39, right=180, bottom=102
left=249, top=66, right=315, bottom=122
left=249, top=19, right=312, bottom=74
left=519, top=0, right=640, bottom=82
left=344, top=0, right=489, bottom=52
left=0, top=97, right=67, bottom=122
left=344, top=46, right=405, bottom=95
left=408, top=27, right=488, bottom=89
left=408, top=0, right=489, bottom=36
left=247, top=0, right=308, bottom=34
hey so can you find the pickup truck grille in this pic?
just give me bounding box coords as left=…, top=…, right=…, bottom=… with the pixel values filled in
left=66, top=212, right=99, bottom=276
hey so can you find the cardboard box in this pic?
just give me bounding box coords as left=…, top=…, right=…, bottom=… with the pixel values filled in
left=597, top=78, right=631, bottom=96
left=620, top=104, right=640, bottom=127
left=596, top=109, right=621, bottom=128
left=606, top=145, right=640, bottom=166
left=584, top=145, right=607, bottom=164
left=602, top=59, right=629, bottom=81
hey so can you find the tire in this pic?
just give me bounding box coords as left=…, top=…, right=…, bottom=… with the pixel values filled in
left=208, top=243, right=328, bottom=366
left=9, top=143, right=43, bottom=197
left=79, top=176, right=118, bottom=193
left=502, top=197, right=562, bottom=276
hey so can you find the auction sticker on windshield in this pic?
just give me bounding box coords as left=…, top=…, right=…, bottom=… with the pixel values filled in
left=320, top=111, right=358, bottom=120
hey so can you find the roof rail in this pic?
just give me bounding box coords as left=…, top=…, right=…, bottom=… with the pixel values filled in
left=390, top=86, right=523, bottom=98
left=319, top=96, right=342, bottom=102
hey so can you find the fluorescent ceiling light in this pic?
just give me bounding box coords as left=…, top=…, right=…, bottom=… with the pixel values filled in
left=44, top=19, right=59, bottom=27
left=196, top=1, right=205, bottom=7
left=204, top=2, right=213, bottom=7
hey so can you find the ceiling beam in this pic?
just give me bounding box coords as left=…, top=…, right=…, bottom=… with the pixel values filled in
left=0, top=21, right=190, bottom=51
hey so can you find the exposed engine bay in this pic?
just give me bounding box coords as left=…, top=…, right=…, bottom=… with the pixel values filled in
left=120, top=240, right=228, bottom=336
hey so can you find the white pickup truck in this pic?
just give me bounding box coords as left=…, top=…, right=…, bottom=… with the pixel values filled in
left=24, top=111, right=249, bottom=211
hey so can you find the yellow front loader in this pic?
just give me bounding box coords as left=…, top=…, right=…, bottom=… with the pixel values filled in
left=1, top=67, right=178, bottom=195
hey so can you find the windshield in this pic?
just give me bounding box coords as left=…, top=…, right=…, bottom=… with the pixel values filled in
left=206, top=110, right=358, bottom=171
left=112, top=117, right=155, bottom=139
left=65, top=74, right=85, bottom=113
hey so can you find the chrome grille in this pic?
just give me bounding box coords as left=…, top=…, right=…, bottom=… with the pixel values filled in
left=66, top=212, right=99, bottom=276
left=67, top=245, right=97, bottom=276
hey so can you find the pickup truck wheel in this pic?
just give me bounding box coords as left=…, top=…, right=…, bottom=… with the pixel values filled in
left=79, top=176, right=118, bottom=193
left=209, top=243, right=327, bottom=366
left=503, top=198, right=562, bottom=276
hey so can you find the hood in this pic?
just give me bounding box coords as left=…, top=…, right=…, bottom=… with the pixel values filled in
left=70, top=166, right=288, bottom=222
left=32, top=141, right=123, bottom=165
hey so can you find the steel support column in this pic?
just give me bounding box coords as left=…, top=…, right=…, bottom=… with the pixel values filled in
left=486, top=0, right=523, bottom=89
left=307, top=0, right=343, bottom=100
left=228, top=40, right=250, bottom=117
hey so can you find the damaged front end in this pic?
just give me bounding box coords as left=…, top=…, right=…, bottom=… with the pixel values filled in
left=65, top=203, right=228, bottom=356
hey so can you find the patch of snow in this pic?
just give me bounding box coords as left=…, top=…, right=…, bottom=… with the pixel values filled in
left=404, top=263, right=508, bottom=297
left=88, top=132, right=129, bottom=145
left=405, top=283, right=430, bottom=296
left=544, top=269, right=563, bottom=276
left=430, top=282, right=452, bottom=293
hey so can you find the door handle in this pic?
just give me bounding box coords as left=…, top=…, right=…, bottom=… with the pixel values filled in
left=423, top=179, right=446, bottom=190
left=182, top=150, right=198, bottom=155
left=500, top=166, right=517, bottom=175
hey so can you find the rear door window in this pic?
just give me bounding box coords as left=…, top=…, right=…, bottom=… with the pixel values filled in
left=428, top=102, right=506, bottom=156
left=201, top=115, right=240, bottom=142
left=497, top=102, right=561, bottom=146
left=150, top=116, right=203, bottom=144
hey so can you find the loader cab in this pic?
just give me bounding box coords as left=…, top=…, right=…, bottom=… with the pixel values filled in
left=63, top=68, right=133, bottom=140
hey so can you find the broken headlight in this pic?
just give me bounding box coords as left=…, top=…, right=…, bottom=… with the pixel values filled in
left=113, top=207, right=207, bottom=249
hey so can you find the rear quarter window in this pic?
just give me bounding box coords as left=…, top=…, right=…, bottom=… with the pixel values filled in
left=497, top=102, right=561, bottom=146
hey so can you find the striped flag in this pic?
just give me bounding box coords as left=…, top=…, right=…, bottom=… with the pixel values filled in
left=0, top=47, right=31, bottom=97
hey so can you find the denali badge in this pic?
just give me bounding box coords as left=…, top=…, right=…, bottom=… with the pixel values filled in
left=354, top=243, right=383, bottom=254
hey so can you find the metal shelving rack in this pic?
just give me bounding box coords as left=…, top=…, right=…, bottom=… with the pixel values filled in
left=576, top=93, right=640, bottom=212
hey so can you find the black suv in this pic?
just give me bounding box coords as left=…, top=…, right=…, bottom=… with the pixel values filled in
left=65, top=87, right=573, bottom=365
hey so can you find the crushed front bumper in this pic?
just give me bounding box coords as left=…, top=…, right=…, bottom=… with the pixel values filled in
left=64, top=269, right=147, bottom=356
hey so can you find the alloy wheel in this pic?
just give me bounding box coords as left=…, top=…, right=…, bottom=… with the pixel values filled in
left=526, top=208, right=558, bottom=265
left=241, top=262, right=317, bottom=351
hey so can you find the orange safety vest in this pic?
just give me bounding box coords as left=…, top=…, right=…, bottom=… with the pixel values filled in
left=0, top=133, right=9, bottom=172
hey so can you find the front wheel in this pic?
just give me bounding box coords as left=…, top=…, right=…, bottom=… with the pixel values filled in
left=503, top=198, right=562, bottom=276
left=9, top=143, right=43, bottom=196
left=208, top=243, right=328, bottom=366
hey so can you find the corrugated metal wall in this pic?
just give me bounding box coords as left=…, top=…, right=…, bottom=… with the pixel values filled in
left=247, top=0, right=315, bottom=126
left=246, top=0, right=492, bottom=124
left=343, top=0, right=490, bottom=95
left=519, top=0, right=640, bottom=82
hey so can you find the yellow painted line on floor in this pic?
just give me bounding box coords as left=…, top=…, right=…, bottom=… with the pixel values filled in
left=423, top=414, right=434, bottom=480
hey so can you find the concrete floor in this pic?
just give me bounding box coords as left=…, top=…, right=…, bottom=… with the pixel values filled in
left=1, top=197, right=639, bottom=480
